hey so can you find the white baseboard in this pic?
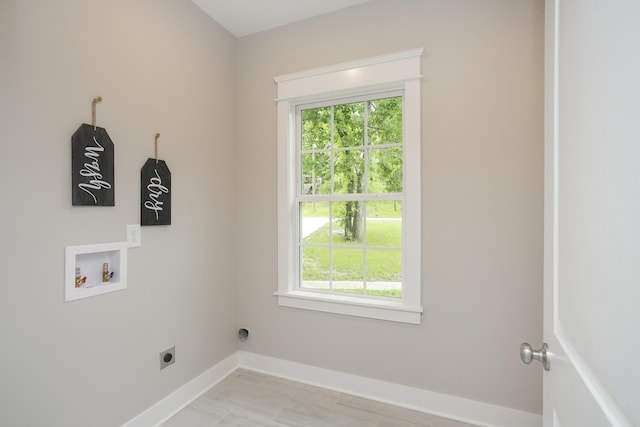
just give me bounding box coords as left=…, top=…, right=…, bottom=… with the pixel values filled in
left=122, top=352, right=238, bottom=427
left=238, top=351, right=542, bottom=427
left=122, top=350, right=542, bottom=427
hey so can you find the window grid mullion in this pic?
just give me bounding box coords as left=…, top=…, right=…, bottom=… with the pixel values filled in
left=363, top=201, right=368, bottom=293
left=330, top=106, right=335, bottom=195
left=362, top=101, right=370, bottom=294
left=301, top=243, right=401, bottom=252
left=363, top=100, right=370, bottom=194
left=329, top=201, right=334, bottom=291
left=329, top=107, right=335, bottom=291
left=299, top=194, right=404, bottom=203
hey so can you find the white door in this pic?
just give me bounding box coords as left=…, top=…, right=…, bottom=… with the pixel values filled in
left=539, top=0, right=640, bottom=426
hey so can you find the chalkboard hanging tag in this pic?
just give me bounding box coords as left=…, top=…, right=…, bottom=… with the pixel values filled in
left=71, top=96, right=115, bottom=206
left=141, top=133, right=171, bottom=226
left=92, top=96, right=102, bottom=131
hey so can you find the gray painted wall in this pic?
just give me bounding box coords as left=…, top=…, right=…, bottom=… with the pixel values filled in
left=235, top=0, right=544, bottom=414
left=0, top=1, right=237, bottom=426
left=0, top=0, right=543, bottom=425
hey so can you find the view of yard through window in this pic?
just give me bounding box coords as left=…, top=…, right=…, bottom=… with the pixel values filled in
left=297, top=95, right=405, bottom=299
left=300, top=199, right=403, bottom=298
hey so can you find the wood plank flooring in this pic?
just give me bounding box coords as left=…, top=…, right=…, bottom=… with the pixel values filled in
left=161, top=369, right=479, bottom=427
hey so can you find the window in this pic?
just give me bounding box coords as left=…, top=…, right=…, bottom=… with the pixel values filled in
left=298, top=95, right=404, bottom=294
left=275, top=49, right=423, bottom=324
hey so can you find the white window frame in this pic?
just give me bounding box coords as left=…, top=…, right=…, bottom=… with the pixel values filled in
left=274, top=49, right=423, bottom=324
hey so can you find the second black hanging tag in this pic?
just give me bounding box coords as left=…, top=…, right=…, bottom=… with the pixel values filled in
left=141, top=133, right=171, bottom=225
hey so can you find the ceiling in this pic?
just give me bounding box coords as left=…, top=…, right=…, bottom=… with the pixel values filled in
left=191, top=0, right=371, bottom=38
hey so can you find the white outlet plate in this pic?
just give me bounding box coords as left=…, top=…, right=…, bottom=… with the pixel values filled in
left=126, top=224, right=141, bottom=248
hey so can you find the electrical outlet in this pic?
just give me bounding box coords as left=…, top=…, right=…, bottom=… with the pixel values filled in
left=160, top=346, right=175, bottom=370
left=127, top=224, right=141, bottom=248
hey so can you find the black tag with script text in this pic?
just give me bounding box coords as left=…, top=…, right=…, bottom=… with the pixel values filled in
left=141, top=158, right=171, bottom=226
left=71, top=124, right=115, bottom=206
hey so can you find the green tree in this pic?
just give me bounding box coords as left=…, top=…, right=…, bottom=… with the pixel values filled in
left=301, top=107, right=332, bottom=194
left=301, top=96, right=403, bottom=242
left=334, top=102, right=364, bottom=241
left=368, top=97, right=403, bottom=203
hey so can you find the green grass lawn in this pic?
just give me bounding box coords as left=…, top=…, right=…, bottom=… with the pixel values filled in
left=301, top=218, right=402, bottom=298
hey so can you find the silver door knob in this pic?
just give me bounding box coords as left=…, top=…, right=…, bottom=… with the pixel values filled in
left=520, top=342, right=550, bottom=371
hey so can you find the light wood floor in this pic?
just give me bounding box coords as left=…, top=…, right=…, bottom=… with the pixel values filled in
left=161, top=369, right=479, bottom=427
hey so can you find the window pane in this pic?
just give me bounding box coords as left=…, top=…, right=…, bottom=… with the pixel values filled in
left=332, top=201, right=364, bottom=243
left=334, top=149, right=364, bottom=194
left=366, top=200, right=402, bottom=218
left=366, top=208, right=402, bottom=248
left=332, top=248, right=364, bottom=294
left=334, top=102, right=364, bottom=148
left=301, top=107, right=331, bottom=151
left=294, top=92, right=410, bottom=304
left=366, top=249, right=402, bottom=298
left=301, top=152, right=331, bottom=195
left=369, top=147, right=403, bottom=193
left=301, top=246, right=330, bottom=290
left=368, top=96, right=403, bottom=146
left=300, top=202, right=330, bottom=243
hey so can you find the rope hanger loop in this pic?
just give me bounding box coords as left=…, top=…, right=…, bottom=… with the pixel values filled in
left=154, top=133, right=160, bottom=164
left=91, top=96, right=103, bottom=131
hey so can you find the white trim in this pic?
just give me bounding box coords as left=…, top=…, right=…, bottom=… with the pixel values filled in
left=121, top=353, right=238, bottom=427
left=277, top=100, right=297, bottom=299
left=543, top=2, right=558, bottom=426
left=274, top=48, right=424, bottom=84
left=122, top=351, right=541, bottom=427
left=401, top=78, right=422, bottom=305
left=274, top=48, right=423, bottom=102
left=238, top=352, right=542, bottom=427
left=276, top=49, right=423, bottom=324
left=274, top=290, right=422, bottom=324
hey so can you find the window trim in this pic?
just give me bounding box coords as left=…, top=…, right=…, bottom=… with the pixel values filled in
left=274, top=49, right=423, bottom=324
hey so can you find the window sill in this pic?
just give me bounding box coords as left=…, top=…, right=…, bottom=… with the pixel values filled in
left=274, top=290, right=423, bottom=324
